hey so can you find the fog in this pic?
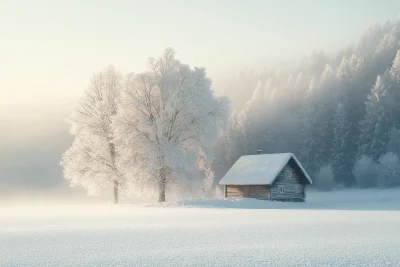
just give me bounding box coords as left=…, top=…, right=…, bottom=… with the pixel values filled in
left=1, top=1, right=400, bottom=203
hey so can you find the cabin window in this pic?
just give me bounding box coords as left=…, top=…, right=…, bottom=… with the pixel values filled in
left=296, top=186, right=302, bottom=193
left=278, top=185, right=285, bottom=193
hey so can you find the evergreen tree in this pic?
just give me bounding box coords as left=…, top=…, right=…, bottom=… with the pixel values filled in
left=358, top=75, right=390, bottom=160
left=387, top=127, right=400, bottom=155
left=299, top=104, right=326, bottom=175
left=389, top=50, right=400, bottom=82
left=386, top=50, right=400, bottom=128
left=331, top=103, right=354, bottom=185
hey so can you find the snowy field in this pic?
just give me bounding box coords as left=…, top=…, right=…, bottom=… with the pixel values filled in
left=2, top=189, right=400, bottom=267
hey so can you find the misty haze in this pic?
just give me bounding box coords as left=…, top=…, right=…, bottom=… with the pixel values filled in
left=2, top=1, right=400, bottom=266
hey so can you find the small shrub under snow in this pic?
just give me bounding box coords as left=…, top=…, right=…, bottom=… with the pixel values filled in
left=315, top=165, right=335, bottom=191
left=377, top=152, right=400, bottom=188
left=353, top=155, right=378, bottom=188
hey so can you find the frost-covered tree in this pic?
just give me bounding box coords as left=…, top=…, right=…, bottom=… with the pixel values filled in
left=353, top=155, right=377, bottom=188
left=61, top=66, right=123, bottom=203
left=331, top=103, right=353, bottom=185
left=113, top=48, right=228, bottom=202
left=375, top=25, right=400, bottom=71
left=377, top=152, right=400, bottom=188
left=389, top=50, right=400, bottom=81
left=356, top=23, right=383, bottom=57
left=386, top=50, right=400, bottom=128
left=315, top=164, right=335, bottom=191
left=358, top=75, right=390, bottom=160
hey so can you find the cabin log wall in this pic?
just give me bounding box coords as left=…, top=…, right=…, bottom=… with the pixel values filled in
left=270, top=158, right=305, bottom=202
left=226, top=185, right=250, bottom=198
left=226, top=185, right=270, bottom=199
left=249, top=185, right=270, bottom=199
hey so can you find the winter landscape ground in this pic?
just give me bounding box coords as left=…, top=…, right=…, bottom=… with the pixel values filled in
left=1, top=189, right=400, bottom=267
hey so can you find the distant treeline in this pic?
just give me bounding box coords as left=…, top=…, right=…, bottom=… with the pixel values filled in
left=213, top=20, right=400, bottom=189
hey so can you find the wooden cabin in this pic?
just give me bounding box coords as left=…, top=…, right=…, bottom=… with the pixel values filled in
left=219, top=153, right=312, bottom=202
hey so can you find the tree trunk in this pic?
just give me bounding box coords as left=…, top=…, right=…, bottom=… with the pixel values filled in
left=158, top=168, right=166, bottom=202
left=114, top=180, right=119, bottom=204
left=109, top=142, right=119, bottom=204
left=158, top=186, right=166, bottom=202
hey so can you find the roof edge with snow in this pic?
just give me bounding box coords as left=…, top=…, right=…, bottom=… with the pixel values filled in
left=219, top=153, right=312, bottom=185
left=289, top=153, right=312, bottom=185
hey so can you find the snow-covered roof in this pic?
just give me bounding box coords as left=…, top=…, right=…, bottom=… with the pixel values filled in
left=219, top=153, right=312, bottom=185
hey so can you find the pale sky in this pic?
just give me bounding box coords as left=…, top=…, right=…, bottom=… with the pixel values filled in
left=2, top=0, right=399, bottom=112
left=0, top=0, right=400, bottom=110
left=1, top=0, right=400, bottom=191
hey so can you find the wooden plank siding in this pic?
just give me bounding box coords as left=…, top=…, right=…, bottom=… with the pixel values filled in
left=249, top=185, right=270, bottom=199
left=270, top=158, right=305, bottom=202
left=226, top=185, right=250, bottom=198
left=226, top=185, right=270, bottom=199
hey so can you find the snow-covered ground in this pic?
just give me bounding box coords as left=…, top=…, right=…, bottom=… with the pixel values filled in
left=149, top=188, right=400, bottom=210
left=1, top=189, right=400, bottom=266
